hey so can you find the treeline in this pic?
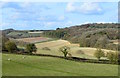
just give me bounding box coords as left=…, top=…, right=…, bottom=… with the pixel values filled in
left=72, top=23, right=119, bottom=28
left=43, top=30, right=69, bottom=39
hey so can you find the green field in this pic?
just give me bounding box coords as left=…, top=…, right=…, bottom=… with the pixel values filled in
left=2, top=53, right=118, bottom=76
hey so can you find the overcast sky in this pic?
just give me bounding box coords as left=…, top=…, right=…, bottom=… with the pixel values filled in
left=0, top=2, right=118, bottom=30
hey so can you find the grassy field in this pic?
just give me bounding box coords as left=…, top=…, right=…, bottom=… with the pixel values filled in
left=2, top=53, right=118, bottom=76
left=35, top=40, right=116, bottom=59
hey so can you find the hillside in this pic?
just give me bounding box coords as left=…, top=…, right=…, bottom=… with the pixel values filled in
left=44, top=23, right=119, bottom=41
left=2, top=23, right=119, bottom=51
left=43, top=23, right=119, bottom=51
left=35, top=39, right=116, bottom=59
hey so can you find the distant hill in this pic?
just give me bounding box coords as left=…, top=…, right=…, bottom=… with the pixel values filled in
left=44, top=23, right=119, bottom=40
left=2, top=29, right=44, bottom=39
left=2, top=23, right=119, bottom=39
left=43, top=23, right=119, bottom=51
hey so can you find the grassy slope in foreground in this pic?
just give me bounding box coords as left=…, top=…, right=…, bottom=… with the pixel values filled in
left=3, top=53, right=118, bottom=76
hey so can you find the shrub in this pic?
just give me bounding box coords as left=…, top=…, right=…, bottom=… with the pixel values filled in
left=5, top=41, right=18, bottom=53
left=106, top=52, right=114, bottom=62
left=26, top=44, right=37, bottom=54
left=113, top=52, right=119, bottom=63
left=94, top=48, right=105, bottom=60
left=59, top=46, right=70, bottom=58
left=107, top=52, right=119, bottom=63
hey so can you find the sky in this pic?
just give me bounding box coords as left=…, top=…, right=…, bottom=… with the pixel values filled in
left=0, top=2, right=118, bottom=30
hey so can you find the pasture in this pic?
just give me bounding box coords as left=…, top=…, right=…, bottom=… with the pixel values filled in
left=35, top=40, right=116, bottom=59
left=2, top=53, right=118, bottom=76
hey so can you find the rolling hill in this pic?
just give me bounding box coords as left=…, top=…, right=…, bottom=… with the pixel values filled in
left=43, top=23, right=119, bottom=51
left=35, top=39, right=116, bottom=59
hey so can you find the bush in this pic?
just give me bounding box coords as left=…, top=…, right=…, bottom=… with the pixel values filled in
left=106, top=52, right=119, bottom=63
left=42, top=47, right=51, bottom=51
left=59, top=46, right=70, bottom=58
left=26, top=44, right=37, bottom=54
left=5, top=41, right=18, bottom=53
left=94, top=48, right=105, bottom=60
